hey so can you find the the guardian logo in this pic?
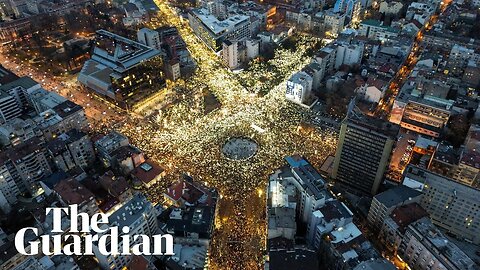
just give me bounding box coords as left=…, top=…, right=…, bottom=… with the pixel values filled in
left=14, top=205, right=174, bottom=256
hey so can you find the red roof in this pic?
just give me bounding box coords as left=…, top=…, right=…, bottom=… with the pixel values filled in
left=54, top=178, right=94, bottom=205
left=165, top=180, right=203, bottom=204
left=390, top=203, right=428, bottom=233
left=131, top=161, right=165, bottom=185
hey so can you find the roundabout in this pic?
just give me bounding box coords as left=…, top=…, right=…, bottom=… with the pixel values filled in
left=222, top=137, right=259, bottom=161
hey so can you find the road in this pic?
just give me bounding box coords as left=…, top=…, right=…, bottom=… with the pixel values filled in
left=0, top=48, right=126, bottom=126
left=374, top=0, right=452, bottom=119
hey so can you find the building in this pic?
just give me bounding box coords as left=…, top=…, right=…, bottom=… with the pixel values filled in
left=137, top=27, right=161, bottom=50
left=0, top=164, right=18, bottom=213
left=307, top=200, right=353, bottom=249
left=188, top=7, right=251, bottom=51
left=286, top=71, right=313, bottom=104
left=322, top=10, right=346, bottom=36
left=379, top=202, right=428, bottom=253
left=164, top=206, right=216, bottom=245
left=131, top=161, right=165, bottom=188
left=319, top=221, right=380, bottom=270
left=47, top=129, right=95, bottom=172
left=367, top=185, right=423, bottom=232
left=352, top=259, right=396, bottom=270
left=391, top=83, right=452, bottom=138
left=379, top=1, right=403, bottom=16
left=399, top=217, right=476, bottom=270
left=403, top=165, right=480, bottom=244
left=93, top=194, right=158, bottom=270
left=54, top=178, right=99, bottom=216
left=0, top=90, right=21, bottom=124
left=454, top=125, right=480, bottom=187
left=33, top=100, right=88, bottom=141
left=269, top=156, right=331, bottom=224
left=94, top=131, right=130, bottom=167
left=78, top=30, right=164, bottom=109
left=99, top=171, right=132, bottom=204
left=222, top=39, right=239, bottom=69
left=332, top=109, right=399, bottom=195
left=358, top=19, right=399, bottom=42
left=0, top=137, right=52, bottom=195
left=0, top=118, right=36, bottom=147
left=109, top=145, right=145, bottom=175
left=312, top=46, right=336, bottom=83
left=268, top=207, right=296, bottom=240
left=27, top=87, right=66, bottom=114
left=0, top=76, right=39, bottom=111
left=335, top=43, right=363, bottom=69
left=356, top=76, right=388, bottom=104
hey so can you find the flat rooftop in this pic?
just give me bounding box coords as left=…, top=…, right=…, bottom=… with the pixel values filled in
left=190, top=8, right=250, bottom=36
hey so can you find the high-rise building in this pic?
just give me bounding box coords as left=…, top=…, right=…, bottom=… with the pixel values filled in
left=323, top=10, right=346, bottom=36
left=403, top=165, right=480, bottom=244
left=286, top=71, right=313, bottom=104
left=94, top=131, right=130, bottom=167
left=332, top=108, right=399, bottom=195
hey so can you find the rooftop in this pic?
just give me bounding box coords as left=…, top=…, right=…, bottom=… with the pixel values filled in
left=190, top=8, right=250, bottom=36
left=360, top=19, right=400, bottom=33
left=54, top=178, right=95, bottom=206
left=131, top=161, right=165, bottom=185
left=374, top=185, right=422, bottom=208
left=352, top=259, right=396, bottom=270
left=268, top=207, right=296, bottom=230
left=268, top=247, right=319, bottom=270
left=390, top=203, right=428, bottom=233
left=109, top=194, right=153, bottom=228
left=320, top=200, right=353, bottom=222
left=99, top=171, right=130, bottom=198
left=0, top=76, right=38, bottom=92
left=165, top=206, right=214, bottom=239
left=409, top=217, right=476, bottom=270
left=91, top=30, right=162, bottom=74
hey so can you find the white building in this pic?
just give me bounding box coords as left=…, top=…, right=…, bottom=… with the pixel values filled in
left=137, top=27, right=162, bottom=50
left=222, top=40, right=239, bottom=69
left=321, top=10, right=346, bottom=36
left=245, top=38, right=260, bottom=60
left=379, top=1, right=403, bottom=16
left=312, top=46, right=337, bottom=81
left=307, top=200, right=353, bottom=249
left=93, top=194, right=158, bottom=270
left=0, top=117, right=36, bottom=146
left=286, top=71, right=313, bottom=104
left=0, top=91, right=21, bottom=124
left=188, top=7, right=251, bottom=51
left=335, top=43, right=363, bottom=69
left=0, top=165, right=18, bottom=213
left=358, top=19, right=399, bottom=41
